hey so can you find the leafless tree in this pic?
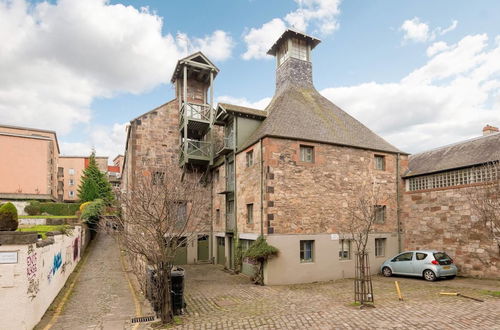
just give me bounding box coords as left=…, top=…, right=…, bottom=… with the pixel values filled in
left=467, top=162, right=500, bottom=256
left=339, top=181, right=388, bottom=305
left=104, top=168, right=209, bottom=324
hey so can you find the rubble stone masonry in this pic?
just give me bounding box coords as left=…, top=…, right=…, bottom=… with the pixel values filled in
left=402, top=186, right=499, bottom=278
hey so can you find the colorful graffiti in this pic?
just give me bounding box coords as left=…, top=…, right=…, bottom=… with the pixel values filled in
left=47, top=252, right=62, bottom=283
left=26, top=245, right=39, bottom=300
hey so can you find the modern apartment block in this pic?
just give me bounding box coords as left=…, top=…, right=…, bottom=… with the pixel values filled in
left=0, top=125, right=60, bottom=201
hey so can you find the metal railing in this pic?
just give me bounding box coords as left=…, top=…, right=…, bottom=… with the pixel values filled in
left=180, top=102, right=211, bottom=122
left=223, top=136, right=235, bottom=149
left=180, top=139, right=211, bottom=162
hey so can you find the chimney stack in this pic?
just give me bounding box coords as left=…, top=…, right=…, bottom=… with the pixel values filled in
left=482, top=124, right=499, bottom=136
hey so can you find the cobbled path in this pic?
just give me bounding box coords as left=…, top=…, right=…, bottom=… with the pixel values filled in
left=37, top=234, right=136, bottom=330
left=173, top=265, right=500, bottom=329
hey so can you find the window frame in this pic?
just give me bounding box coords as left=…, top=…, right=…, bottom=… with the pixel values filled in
left=374, top=155, right=386, bottom=171
left=299, top=240, right=314, bottom=263
left=68, top=190, right=75, bottom=197
left=246, top=203, right=254, bottom=224
left=246, top=150, right=254, bottom=168
left=339, top=239, right=351, bottom=260
left=375, top=238, right=386, bottom=258
left=68, top=168, right=75, bottom=176
left=300, top=145, right=315, bottom=163
left=374, top=205, right=386, bottom=224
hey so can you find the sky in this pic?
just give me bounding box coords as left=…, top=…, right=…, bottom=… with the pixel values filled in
left=1, top=0, right=499, bottom=161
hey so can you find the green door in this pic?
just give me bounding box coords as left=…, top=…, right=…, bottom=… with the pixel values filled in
left=173, top=237, right=187, bottom=265
left=217, top=237, right=225, bottom=265
left=197, top=235, right=209, bottom=261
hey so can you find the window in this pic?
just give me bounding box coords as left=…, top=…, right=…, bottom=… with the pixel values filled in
left=416, top=252, right=428, bottom=261
left=69, top=179, right=75, bottom=186
left=393, top=251, right=413, bottom=262
left=246, top=204, right=254, bottom=224
left=374, top=205, right=386, bottom=224
left=152, top=171, right=165, bottom=185
left=246, top=150, right=254, bottom=167
left=300, top=240, right=314, bottom=262
left=374, top=155, right=385, bottom=170
left=375, top=238, right=386, bottom=257
left=68, top=168, right=75, bottom=175
left=290, top=38, right=308, bottom=61
left=300, top=145, right=314, bottom=163
left=69, top=190, right=75, bottom=197
left=216, top=209, right=220, bottom=224
left=339, top=239, right=351, bottom=260
left=240, top=239, right=254, bottom=253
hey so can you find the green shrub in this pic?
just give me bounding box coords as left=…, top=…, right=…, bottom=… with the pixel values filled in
left=24, top=200, right=42, bottom=215
left=81, top=199, right=105, bottom=225
left=38, top=203, right=81, bottom=216
left=244, top=236, right=279, bottom=285
left=0, top=202, right=19, bottom=231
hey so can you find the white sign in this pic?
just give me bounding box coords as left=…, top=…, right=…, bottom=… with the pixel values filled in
left=0, top=251, right=18, bottom=264
left=330, top=234, right=340, bottom=240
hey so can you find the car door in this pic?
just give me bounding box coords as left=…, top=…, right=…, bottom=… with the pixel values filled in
left=390, top=252, right=414, bottom=275
left=413, top=252, right=429, bottom=276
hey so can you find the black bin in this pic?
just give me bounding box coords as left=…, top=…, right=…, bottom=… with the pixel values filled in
left=171, top=267, right=185, bottom=315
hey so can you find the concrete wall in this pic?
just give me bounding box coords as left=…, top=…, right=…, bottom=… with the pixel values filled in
left=264, top=233, right=398, bottom=285
left=0, top=225, right=89, bottom=330
left=402, top=185, right=499, bottom=278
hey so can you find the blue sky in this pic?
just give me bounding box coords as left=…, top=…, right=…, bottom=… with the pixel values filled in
left=1, top=0, right=499, bottom=161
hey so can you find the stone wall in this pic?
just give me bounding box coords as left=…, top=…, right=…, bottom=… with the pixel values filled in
left=0, top=225, right=89, bottom=330
left=212, top=162, right=227, bottom=234
left=263, top=137, right=405, bottom=235
left=402, top=186, right=499, bottom=278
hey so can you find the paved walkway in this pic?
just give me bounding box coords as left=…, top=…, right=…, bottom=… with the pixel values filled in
left=172, top=265, right=500, bottom=329
left=37, top=234, right=138, bottom=330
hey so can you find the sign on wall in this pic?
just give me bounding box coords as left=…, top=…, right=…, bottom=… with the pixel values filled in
left=0, top=251, right=18, bottom=264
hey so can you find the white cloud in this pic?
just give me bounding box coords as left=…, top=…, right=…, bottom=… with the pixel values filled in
left=217, top=96, right=271, bottom=110
left=426, top=41, right=449, bottom=57
left=321, top=34, right=500, bottom=153
left=400, top=17, right=458, bottom=43
left=0, top=0, right=233, bottom=137
left=242, top=0, right=341, bottom=60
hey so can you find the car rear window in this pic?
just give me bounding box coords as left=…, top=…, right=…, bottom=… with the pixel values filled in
left=416, top=253, right=427, bottom=260
left=433, top=252, right=452, bottom=265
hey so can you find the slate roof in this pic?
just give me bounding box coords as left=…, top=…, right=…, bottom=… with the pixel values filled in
left=218, top=103, right=267, bottom=119
left=239, top=86, right=403, bottom=154
left=405, top=132, right=500, bottom=177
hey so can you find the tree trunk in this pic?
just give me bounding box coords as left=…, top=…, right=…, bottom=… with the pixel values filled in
left=159, top=268, right=173, bottom=324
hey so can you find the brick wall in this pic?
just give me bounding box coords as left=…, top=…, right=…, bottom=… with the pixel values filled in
left=402, top=186, right=499, bottom=277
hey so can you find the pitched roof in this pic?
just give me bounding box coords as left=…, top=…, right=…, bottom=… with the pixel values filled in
left=267, top=29, right=321, bottom=56
left=217, top=103, right=267, bottom=120
left=405, top=132, right=500, bottom=177
left=170, top=51, right=219, bottom=83
left=239, top=86, right=403, bottom=154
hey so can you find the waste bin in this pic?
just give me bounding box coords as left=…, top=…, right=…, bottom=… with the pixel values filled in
left=171, top=267, right=185, bottom=315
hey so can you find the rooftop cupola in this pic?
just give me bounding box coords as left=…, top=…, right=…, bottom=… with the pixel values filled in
left=267, top=29, right=321, bottom=93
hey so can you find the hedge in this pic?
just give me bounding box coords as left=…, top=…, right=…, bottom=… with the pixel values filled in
left=39, top=203, right=81, bottom=216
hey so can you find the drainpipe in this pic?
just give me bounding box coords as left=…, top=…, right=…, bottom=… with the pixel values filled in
left=396, top=153, right=401, bottom=252
left=210, top=173, right=214, bottom=263
left=260, top=138, right=264, bottom=236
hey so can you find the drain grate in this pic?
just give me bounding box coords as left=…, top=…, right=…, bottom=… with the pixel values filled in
left=131, top=315, right=155, bottom=323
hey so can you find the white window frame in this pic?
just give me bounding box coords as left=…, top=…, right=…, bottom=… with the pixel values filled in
left=300, top=240, right=314, bottom=263
left=300, top=145, right=314, bottom=163
left=375, top=238, right=386, bottom=257
left=339, top=239, right=351, bottom=260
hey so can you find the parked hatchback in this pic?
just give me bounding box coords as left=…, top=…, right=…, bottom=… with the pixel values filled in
left=380, top=250, right=457, bottom=281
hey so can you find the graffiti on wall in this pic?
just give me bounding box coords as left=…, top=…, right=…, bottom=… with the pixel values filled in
left=47, top=252, right=62, bottom=283
left=26, top=244, right=39, bottom=300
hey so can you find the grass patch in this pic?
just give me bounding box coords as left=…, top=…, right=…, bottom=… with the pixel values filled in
left=20, top=215, right=78, bottom=219
left=481, top=290, right=500, bottom=297
left=17, top=225, right=72, bottom=238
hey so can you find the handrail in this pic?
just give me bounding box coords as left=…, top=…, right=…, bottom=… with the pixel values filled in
left=180, top=139, right=211, bottom=158
left=180, top=102, right=211, bottom=122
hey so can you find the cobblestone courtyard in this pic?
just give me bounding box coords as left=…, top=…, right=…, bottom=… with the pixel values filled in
left=175, top=264, right=500, bottom=329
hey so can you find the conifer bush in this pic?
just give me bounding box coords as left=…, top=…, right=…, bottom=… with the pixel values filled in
left=0, top=202, right=19, bottom=231
left=78, top=152, right=114, bottom=205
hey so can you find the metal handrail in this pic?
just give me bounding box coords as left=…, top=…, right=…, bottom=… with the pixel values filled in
left=180, top=139, right=211, bottom=158
left=180, top=102, right=211, bottom=122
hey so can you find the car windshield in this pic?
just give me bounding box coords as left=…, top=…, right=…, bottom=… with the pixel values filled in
left=433, top=252, right=452, bottom=265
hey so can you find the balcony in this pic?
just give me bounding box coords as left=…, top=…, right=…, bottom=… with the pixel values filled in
left=226, top=213, right=235, bottom=232
left=179, top=102, right=211, bottom=138
left=217, top=136, right=235, bottom=156
left=218, top=178, right=234, bottom=195
left=179, top=139, right=211, bottom=166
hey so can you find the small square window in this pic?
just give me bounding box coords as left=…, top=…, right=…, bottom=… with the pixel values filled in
left=69, top=191, right=75, bottom=197
left=339, top=239, right=351, bottom=260
left=375, top=155, right=385, bottom=170
left=374, top=205, right=386, bottom=224
left=152, top=171, right=165, bottom=185
left=300, top=145, right=314, bottom=163
left=69, top=179, right=75, bottom=186
left=300, top=240, right=314, bottom=262
left=246, top=204, right=254, bottom=224
left=246, top=150, right=254, bottom=167
left=375, top=238, right=386, bottom=257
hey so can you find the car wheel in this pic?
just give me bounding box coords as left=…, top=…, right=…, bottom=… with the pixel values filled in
left=382, top=267, right=392, bottom=277
left=423, top=269, right=437, bottom=281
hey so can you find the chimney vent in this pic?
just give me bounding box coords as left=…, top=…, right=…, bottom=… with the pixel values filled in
left=482, top=124, right=499, bottom=136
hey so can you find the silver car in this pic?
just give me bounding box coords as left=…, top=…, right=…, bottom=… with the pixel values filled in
left=380, top=250, right=457, bottom=281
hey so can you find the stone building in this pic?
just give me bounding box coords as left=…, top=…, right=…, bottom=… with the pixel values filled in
left=122, top=30, right=409, bottom=285
left=402, top=126, right=500, bottom=278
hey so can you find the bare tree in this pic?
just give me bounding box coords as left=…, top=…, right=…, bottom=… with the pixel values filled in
left=339, top=182, right=388, bottom=306
left=468, top=163, right=500, bottom=256
left=105, top=168, right=209, bottom=324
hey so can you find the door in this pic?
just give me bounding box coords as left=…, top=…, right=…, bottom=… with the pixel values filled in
left=173, top=237, right=187, bottom=265
left=390, top=252, right=414, bottom=275
left=217, top=237, right=225, bottom=265
left=228, top=236, right=234, bottom=269
left=197, top=235, right=209, bottom=261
